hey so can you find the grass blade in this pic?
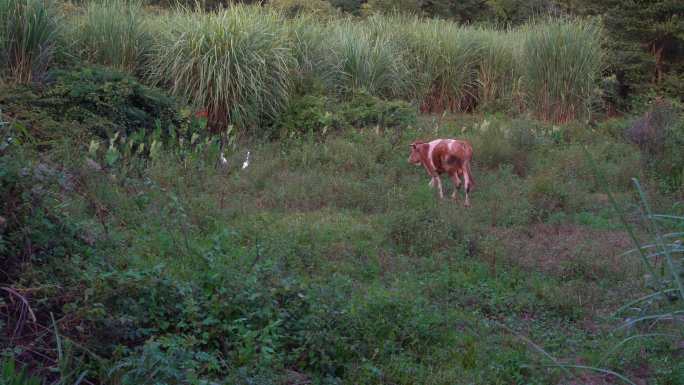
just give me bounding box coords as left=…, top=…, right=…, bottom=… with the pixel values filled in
left=632, top=178, right=684, bottom=301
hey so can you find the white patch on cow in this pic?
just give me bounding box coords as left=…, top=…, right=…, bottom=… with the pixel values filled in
left=426, top=140, right=440, bottom=172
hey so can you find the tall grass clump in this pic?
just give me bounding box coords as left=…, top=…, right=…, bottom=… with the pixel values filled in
left=66, top=0, right=149, bottom=74
left=0, top=0, right=57, bottom=84
left=324, top=19, right=412, bottom=99
left=149, top=5, right=293, bottom=132
left=520, top=19, right=605, bottom=123
left=286, top=14, right=331, bottom=93
left=403, top=18, right=483, bottom=113
left=476, top=28, right=522, bottom=111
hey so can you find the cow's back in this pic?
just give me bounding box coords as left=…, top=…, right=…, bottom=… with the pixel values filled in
left=428, top=139, right=471, bottom=173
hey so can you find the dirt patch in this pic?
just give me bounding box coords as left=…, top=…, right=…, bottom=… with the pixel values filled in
left=494, top=224, right=635, bottom=280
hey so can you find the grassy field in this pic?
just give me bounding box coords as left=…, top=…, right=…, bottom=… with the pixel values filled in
left=1, top=0, right=683, bottom=384
left=2, top=97, right=683, bottom=383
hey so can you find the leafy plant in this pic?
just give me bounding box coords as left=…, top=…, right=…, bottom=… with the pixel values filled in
left=339, top=91, right=416, bottom=129
left=43, top=67, right=182, bottom=138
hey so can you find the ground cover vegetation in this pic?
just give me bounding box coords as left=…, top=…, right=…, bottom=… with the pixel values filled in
left=1, top=0, right=683, bottom=384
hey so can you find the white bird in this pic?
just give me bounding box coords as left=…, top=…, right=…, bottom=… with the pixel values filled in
left=219, top=151, right=228, bottom=167
left=242, top=151, right=250, bottom=170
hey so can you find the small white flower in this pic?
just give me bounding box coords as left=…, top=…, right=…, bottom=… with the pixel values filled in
left=219, top=151, right=228, bottom=166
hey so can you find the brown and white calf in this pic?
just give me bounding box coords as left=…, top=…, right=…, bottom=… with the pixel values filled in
left=408, top=139, right=475, bottom=206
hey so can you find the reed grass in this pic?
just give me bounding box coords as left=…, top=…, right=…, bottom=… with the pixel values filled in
left=475, top=28, right=522, bottom=111
left=23, top=4, right=608, bottom=129
left=66, top=0, right=150, bottom=73
left=324, top=19, right=412, bottom=99
left=0, top=0, right=57, bottom=84
left=520, top=18, right=605, bottom=122
left=148, top=5, right=293, bottom=132
left=286, top=14, right=331, bottom=92
left=402, top=18, right=483, bottom=113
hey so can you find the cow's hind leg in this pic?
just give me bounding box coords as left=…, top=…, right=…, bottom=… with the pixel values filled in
left=432, top=176, right=444, bottom=199
left=449, top=172, right=462, bottom=200
left=463, top=162, right=473, bottom=207
left=428, top=176, right=445, bottom=199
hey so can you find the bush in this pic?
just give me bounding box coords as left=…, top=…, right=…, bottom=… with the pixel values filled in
left=340, top=91, right=417, bottom=129
left=276, top=92, right=416, bottom=138
left=470, top=118, right=541, bottom=175
left=277, top=94, right=342, bottom=138
left=42, top=67, right=181, bottom=138
left=0, top=0, right=58, bottom=84
left=0, top=147, right=88, bottom=278
left=527, top=169, right=571, bottom=220
left=626, top=98, right=684, bottom=192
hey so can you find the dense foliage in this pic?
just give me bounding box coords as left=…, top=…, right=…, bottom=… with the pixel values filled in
left=1, top=1, right=683, bottom=384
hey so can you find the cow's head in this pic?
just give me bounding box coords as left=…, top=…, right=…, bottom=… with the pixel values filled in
left=408, top=142, right=423, bottom=165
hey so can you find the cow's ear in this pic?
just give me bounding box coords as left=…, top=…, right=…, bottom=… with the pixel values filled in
left=410, top=143, right=417, bottom=148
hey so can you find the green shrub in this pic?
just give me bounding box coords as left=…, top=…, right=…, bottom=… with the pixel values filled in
left=471, top=120, right=516, bottom=170
left=66, top=0, right=149, bottom=74
left=329, top=0, right=363, bottom=14
left=340, top=91, right=417, bottom=129
left=276, top=92, right=416, bottom=139
left=0, top=147, right=89, bottom=274
left=0, top=0, right=58, bottom=84
left=44, top=67, right=182, bottom=138
left=626, top=99, right=684, bottom=192
left=470, top=118, right=541, bottom=174
left=277, top=94, right=343, bottom=138
left=527, top=169, right=571, bottom=220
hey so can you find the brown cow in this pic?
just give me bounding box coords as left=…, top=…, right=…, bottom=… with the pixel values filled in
left=408, top=139, right=475, bottom=206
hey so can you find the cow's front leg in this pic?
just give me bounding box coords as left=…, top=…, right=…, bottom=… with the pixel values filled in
left=435, top=176, right=444, bottom=199
left=450, top=172, right=462, bottom=200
